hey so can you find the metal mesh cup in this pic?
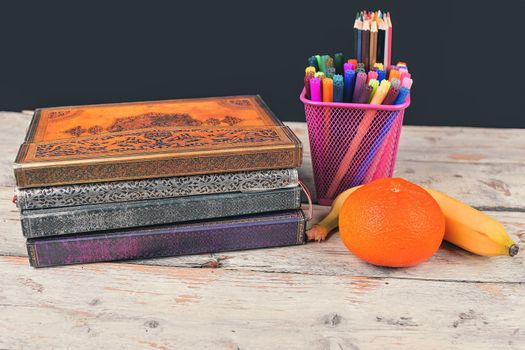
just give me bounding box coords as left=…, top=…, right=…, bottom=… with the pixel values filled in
left=300, top=89, right=411, bottom=205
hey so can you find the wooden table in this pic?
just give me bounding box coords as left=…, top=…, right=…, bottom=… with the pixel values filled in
left=1, top=112, right=524, bottom=349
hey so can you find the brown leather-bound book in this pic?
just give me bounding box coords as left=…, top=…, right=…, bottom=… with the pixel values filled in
left=14, top=95, right=302, bottom=188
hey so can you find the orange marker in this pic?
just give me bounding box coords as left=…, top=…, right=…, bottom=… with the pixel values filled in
left=347, top=58, right=358, bottom=68
left=389, top=69, right=400, bottom=81
left=322, top=78, right=333, bottom=102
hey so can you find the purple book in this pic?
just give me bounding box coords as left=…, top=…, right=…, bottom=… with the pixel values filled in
left=26, top=210, right=306, bottom=267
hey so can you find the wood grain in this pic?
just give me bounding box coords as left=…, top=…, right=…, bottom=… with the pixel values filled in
left=1, top=256, right=524, bottom=350
left=2, top=188, right=524, bottom=283
left=287, top=122, right=525, bottom=208
left=1, top=112, right=524, bottom=349
left=289, top=121, right=525, bottom=164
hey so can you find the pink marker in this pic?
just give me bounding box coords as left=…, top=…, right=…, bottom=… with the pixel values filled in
left=402, top=78, right=413, bottom=89
left=344, top=62, right=354, bottom=72
left=367, top=70, right=378, bottom=83
left=310, top=78, right=322, bottom=102
left=399, top=71, right=411, bottom=84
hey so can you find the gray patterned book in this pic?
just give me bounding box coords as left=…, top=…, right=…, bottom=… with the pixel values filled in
left=20, top=187, right=302, bottom=238
left=15, top=168, right=298, bottom=210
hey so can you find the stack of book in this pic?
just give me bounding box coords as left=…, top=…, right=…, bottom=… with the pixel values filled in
left=13, top=96, right=305, bottom=267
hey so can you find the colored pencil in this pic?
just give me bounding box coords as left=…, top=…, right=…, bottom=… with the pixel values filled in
left=369, top=19, right=378, bottom=68
left=361, top=18, right=371, bottom=70
left=377, top=12, right=386, bottom=65
left=354, top=13, right=363, bottom=62
left=385, top=12, right=392, bottom=71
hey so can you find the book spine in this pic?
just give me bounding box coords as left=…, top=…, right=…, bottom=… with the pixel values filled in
left=26, top=210, right=306, bottom=267
left=21, top=187, right=302, bottom=238
left=14, top=140, right=302, bottom=189
left=16, top=169, right=299, bottom=210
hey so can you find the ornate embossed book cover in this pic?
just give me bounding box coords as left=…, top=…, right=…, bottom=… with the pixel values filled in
left=14, top=95, right=302, bottom=188
left=26, top=210, right=306, bottom=268
left=20, top=187, right=302, bottom=238
left=16, top=168, right=299, bottom=210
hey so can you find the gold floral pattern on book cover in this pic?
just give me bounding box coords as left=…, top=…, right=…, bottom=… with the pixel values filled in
left=30, top=127, right=287, bottom=160
left=30, top=96, right=278, bottom=143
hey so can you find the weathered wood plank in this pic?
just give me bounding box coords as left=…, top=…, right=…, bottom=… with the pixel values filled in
left=396, top=126, right=525, bottom=164
left=289, top=121, right=525, bottom=164
left=131, top=207, right=525, bottom=283
left=0, top=112, right=31, bottom=187
left=0, top=256, right=523, bottom=350
left=287, top=122, right=525, bottom=208
left=394, top=161, right=525, bottom=211
left=1, top=113, right=524, bottom=350
left=297, top=159, right=525, bottom=210
left=2, top=193, right=523, bottom=282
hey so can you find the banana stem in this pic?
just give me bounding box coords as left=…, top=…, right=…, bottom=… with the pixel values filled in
left=306, top=185, right=362, bottom=241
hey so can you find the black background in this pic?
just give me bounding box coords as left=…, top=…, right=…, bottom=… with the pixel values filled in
left=1, top=1, right=524, bottom=127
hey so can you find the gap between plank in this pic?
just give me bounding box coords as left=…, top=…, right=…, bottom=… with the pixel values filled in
left=476, top=206, right=525, bottom=213
left=1, top=255, right=521, bottom=285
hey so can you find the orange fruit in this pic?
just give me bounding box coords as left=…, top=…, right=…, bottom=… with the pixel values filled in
left=339, top=178, right=445, bottom=267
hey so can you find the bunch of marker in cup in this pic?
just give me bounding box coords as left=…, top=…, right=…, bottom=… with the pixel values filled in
left=304, top=54, right=412, bottom=106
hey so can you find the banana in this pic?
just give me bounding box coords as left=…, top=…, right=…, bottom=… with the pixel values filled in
left=307, top=184, right=519, bottom=257
left=307, top=186, right=361, bottom=241
left=424, top=188, right=518, bottom=257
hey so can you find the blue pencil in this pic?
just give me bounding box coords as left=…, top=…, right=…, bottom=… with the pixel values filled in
left=355, top=12, right=362, bottom=62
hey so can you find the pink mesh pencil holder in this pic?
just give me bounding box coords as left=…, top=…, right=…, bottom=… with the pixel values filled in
left=300, top=89, right=411, bottom=205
